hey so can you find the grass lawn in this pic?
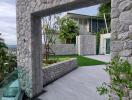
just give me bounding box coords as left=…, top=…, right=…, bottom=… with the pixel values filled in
left=48, top=55, right=106, bottom=67
left=77, top=56, right=106, bottom=67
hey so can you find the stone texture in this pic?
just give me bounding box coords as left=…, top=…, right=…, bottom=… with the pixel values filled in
left=111, top=18, right=120, bottom=33
left=111, top=7, right=120, bottom=18
left=118, top=32, right=129, bottom=40
left=111, top=0, right=132, bottom=99
left=42, top=58, right=77, bottom=86
left=118, top=0, right=132, bottom=12
left=129, top=25, right=132, bottom=32
left=122, top=39, right=132, bottom=49
left=111, top=0, right=120, bottom=8
left=119, top=10, right=132, bottom=25
left=119, top=24, right=129, bottom=33
left=111, top=41, right=123, bottom=52
left=111, top=0, right=132, bottom=57
left=119, top=49, right=132, bottom=57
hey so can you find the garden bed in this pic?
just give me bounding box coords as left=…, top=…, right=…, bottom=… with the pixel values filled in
left=43, top=55, right=106, bottom=67
left=43, top=55, right=74, bottom=67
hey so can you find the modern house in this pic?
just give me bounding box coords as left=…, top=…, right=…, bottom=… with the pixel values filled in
left=67, top=13, right=111, bottom=55
left=43, top=13, right=111, bottom=55
left=67, top=13, right=107, bottom=35
left=54, top=13, right=108, bottom=43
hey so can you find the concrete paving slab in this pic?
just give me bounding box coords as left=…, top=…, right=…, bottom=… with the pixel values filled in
left=86, top=55, right=111, bottom=63
left=38, top=65, right=110, bottom=100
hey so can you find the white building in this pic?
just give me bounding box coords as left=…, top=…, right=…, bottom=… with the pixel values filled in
left=67, top=13, right=107, bottom=35
left=68, top=13, right=111, bottom=55
left=100, top=33, right=111, bottom=55
left=43, top=13, right=111, bottom=55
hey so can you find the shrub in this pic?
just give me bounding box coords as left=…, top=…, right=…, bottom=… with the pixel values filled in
left=0, top=40, right=17, bottom=82
left=58, top=16, right=79, bottom=44
left=97, top=57, right=132, bottom=100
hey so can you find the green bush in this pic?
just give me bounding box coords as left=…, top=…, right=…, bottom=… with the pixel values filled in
left=58, top=16, right=79, bottom=44
left=97, top=57, right=132, bottom=100
left=0, top=39, right=17, bottom=82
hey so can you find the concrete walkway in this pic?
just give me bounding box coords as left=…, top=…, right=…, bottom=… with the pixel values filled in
left=86, top=55, right=111, bottom=63
left=38, top=65, right=110, bottom=100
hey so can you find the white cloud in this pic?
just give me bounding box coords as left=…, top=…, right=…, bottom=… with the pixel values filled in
left=0, top=2, right=16, bottom=45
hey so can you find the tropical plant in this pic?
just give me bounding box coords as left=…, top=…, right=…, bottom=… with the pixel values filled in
left=58, top=16, right=79, bottom=44
left=0, top=41, right=8, bottom=81
left=97, top=57, right=132, bottom=100
left=98, top=2, right=111, bottom=18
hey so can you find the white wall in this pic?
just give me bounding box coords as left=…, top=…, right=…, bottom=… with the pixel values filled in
left=100, top=33, right=111, bottom=54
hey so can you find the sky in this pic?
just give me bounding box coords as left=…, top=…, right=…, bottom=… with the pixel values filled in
left=0, top=0, right=99, bottom=45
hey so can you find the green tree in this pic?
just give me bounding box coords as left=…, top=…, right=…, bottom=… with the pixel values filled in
left=97, top=57, right=132, bottom=100
left=98, top=2, right=111, bottom=18
left=0, top=33, right=17, bottom=82
left=58, top=16, right=79, bottom=44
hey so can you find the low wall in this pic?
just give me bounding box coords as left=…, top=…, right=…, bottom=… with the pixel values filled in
left=42, top=58, right=77, bottom=86
left=43, top=44, right=77, bottom=55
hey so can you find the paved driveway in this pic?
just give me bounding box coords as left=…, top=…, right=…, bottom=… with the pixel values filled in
left=38, top=65, right=110, bottom=100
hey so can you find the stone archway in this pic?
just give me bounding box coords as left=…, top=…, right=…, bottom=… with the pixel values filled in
left=16, top=0, right=132, bottom=98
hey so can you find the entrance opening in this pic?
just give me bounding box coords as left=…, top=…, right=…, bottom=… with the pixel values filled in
left=106, top=38, right=110, bottom=54
left=15, top=0, right=111, bottom=99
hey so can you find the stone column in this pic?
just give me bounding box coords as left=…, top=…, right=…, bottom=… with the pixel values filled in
left=111, top=0, right=132, bottom=64
left=111, top=0, right=132, bottom=99
left=17, top=12, right=43, bottom=98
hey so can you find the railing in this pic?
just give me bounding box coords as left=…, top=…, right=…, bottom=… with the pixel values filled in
left=0, top=70, right=23, bottom=100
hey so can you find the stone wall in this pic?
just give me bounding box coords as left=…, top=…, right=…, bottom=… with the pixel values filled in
left=111, top=0, right=132, bottom=99
left=43, top=44, right=77, bottom=55
left=42, top=58, right=77, bottom=86
left=111, top=0, right=132, bottom=63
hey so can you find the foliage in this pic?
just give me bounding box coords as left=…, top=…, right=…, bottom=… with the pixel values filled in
left=98, top=2, right=111, bottom=18
left=58, top=16, right=79, bottom=44
left=43, top=26, right=57, bottom=44
left=97, top=57, right=132, bottom=100
left=0, top=34, right=17, bottom=82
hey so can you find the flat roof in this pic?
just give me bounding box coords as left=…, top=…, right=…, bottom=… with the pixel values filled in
left=67, top=13, right=105, bottom=20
